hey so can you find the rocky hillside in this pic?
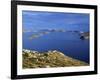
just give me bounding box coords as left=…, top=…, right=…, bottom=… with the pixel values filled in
left=22, top=49, right=89, bottom=69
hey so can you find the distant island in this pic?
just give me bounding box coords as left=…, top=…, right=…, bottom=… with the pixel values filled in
left=25, top=29, right=89, bottom=40
left=23, top=49, right=89, bottom=69
left=80, top=32, right=89, bottom=40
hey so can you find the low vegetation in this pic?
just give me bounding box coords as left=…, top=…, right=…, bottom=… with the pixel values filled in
left=22, top=49, right=89, bottom=69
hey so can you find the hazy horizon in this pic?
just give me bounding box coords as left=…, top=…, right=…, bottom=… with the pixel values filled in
left=22, top=11, right=89, bottom=32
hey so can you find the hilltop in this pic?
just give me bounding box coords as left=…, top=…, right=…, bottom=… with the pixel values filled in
left=23, top=49, right=89, bottom=69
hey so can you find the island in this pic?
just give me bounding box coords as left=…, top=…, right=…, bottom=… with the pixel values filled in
left=80, top=32, right=89, bottom=40
left=27, top=29, right=90, bottom=40
left=22, top=49, right=89, bottom=69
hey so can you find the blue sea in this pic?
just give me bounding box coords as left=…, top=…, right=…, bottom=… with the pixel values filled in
left=22, top=11, right=90, bottom=63
left=23, top=31, right=89, bottom=63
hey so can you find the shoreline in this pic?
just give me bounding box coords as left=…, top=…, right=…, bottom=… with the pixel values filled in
left=22, top=49, right=89, bottom=69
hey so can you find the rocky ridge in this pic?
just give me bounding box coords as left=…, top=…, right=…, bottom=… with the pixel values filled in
left=23, top=49, right=89, bottom=69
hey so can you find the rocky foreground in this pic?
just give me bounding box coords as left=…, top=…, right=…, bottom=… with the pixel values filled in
left=23, top=49, right=89, bottom=69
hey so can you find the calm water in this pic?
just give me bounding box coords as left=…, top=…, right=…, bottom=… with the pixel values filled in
left=23, top=31, right=89, bottom=63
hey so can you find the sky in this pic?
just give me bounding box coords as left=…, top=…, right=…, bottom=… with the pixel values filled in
left=22, top=10, right=90, bottom=32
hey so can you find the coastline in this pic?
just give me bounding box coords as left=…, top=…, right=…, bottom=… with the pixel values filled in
left=22, top=49, right=89, bottom=69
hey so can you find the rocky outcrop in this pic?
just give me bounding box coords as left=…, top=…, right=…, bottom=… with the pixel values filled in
left=22, top=49, right=89, bottom=69
left=80, top=32, right=89, bottom=40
